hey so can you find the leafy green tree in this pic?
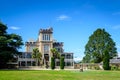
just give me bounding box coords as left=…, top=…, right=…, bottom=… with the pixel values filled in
left=103, top=50, right=110, bottom=70
left=82, top=54, right=91, bottom=63
left=32, top=48, right=42, bottom=66
left=0, top=22, right=23, bottom=68
left=60, top=57, right=64, bottom=69
left=83, top=28, right=117, bottom=63
left=51, top=57, right=55, bottom=69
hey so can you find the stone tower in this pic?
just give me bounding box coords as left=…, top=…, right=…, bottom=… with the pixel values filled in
left=38, top=27, right=53, bottom=66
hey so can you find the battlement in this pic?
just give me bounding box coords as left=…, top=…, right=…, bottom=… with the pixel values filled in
left=39, top=27, right=53, bottom=34
left=25, top=41, right=37, bottom=46
left=53, top=42, right=63, bottom=47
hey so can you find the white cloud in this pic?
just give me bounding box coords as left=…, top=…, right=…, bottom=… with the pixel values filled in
left=112, top=25, right=120, bottom=30
left=72, top=48, right=84, bottom=62
left=56, top=15, right=70, bottom=21
left=74, top=57, right=82, bottom=62
left=10, top=26, right=20, bottom=30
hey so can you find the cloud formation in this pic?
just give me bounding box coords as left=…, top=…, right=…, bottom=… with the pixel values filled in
left=56, top=15, right=70, bottom=21
left=10, top=26, right=20, bottom=30
left=74, top=57, right=82, bottom=62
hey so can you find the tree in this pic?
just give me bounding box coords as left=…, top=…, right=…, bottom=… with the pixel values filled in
left=103, top=50, right=110, bottom=70
left=50, top=48, right=60, bottom=69
left=0, top=22, right=23, bottom=68
left=50, top=48, right=60, bottom=59
left=83, top=28, right=117, bottom=63
left=82, top=54, right=91, bottom=63
left=60, top=57, right=64, bottom=69
left=51, top=57, right=55, bottom=69
left=32, top=48, right=42, bottom=66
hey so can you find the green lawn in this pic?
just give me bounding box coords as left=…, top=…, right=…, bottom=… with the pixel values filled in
left=0, top=70, right=120, bottom=80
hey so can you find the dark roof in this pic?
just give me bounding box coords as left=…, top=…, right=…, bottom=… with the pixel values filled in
left=25, top=42, right=37, bottom=46
left=53, top=42, right=63, bottom=47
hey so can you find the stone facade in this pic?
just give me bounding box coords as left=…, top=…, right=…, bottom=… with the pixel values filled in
left=18, top=28, right=74, bottom=68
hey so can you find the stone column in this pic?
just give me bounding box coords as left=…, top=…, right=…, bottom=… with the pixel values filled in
left=31, top=60, right=32, bottom=66
left=20, top=61, right=21, bottom=67
left=25, top=61, right=27, bottom=66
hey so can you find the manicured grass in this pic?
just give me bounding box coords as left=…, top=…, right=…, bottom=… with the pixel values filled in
left=0, top=70, right=120, bottom=80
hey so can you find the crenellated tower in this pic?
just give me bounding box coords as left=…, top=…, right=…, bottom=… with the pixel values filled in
left=38, top=27, right=53, bottom=66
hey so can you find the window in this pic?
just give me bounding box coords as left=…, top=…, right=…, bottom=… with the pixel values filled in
left=61, top=54, right=65, bottom=58
left=42, top=34, right=44, bottom=40
left=46, top=34, right=48, bottom=40
left=56, top=61, right=60, bottom=66
left=45, top=34, right=46, bottom=40
left=66, top=62, right=71, bottom=66
left=42, top=34, right=50, bottom=41
left=66, top=54, right=71, bottom=59
left=44, top=44, right=49, bottom=54
left=46, top=34, right=50, bottom=41
left=48, top=34, right=50, bottom=40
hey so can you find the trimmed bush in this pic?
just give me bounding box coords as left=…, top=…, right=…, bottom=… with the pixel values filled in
left=51, top=57, right=55, bottom=69
left=60, top=57, right=65, bottom=69
left=103, top=50, right=110, bottom=70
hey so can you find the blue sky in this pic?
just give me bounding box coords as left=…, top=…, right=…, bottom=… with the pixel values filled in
left=0, top=0, right=120, bottom=61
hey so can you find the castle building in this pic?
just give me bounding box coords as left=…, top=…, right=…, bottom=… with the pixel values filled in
left=18, top=28, right=74, bottom=68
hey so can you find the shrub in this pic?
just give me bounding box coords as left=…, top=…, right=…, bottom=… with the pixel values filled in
left=60, top=57, right=65, bottom=69
left=111, top=65, right=118, bottom=70
left=51, top=57, right=55, bottom=69
left=94, top=66, right=100, bottom=70
left=103, top=50, right=110, bottom=70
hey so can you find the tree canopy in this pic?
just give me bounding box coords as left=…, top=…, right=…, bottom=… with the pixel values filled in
left=0, top=22, right=23, bottom=68
left=83, top=28, right=117, bottom=63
